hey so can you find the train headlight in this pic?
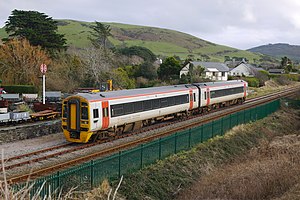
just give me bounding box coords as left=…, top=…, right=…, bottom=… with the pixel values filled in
left=81, top=121, right=88, bottom=124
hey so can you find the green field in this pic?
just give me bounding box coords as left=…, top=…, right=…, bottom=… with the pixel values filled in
left=0, top=19, right=265, bottom=62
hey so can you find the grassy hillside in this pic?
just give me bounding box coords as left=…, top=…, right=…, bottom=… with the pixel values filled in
left=248, top=43, right=300, bottom=62
left=1, top=19, right=264, bottom=62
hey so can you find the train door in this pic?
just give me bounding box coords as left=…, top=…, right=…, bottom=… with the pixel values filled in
left=67, top=98, right=80, bottom=134
left=243, top=82, right=247, bottom=98
left=101, top=101, right=110, bottom=129
left=191, top=84, right=201, bottom=109
left=189, top=89, right=193, bottom=110
left=206, top=87, right=210, bottom=106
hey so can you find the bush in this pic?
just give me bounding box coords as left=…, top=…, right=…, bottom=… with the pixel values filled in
left=242, top=77, right=259, bottom=87
left=255, top=71, right=269, bottom=87
left=2, top=85, right=38, bottom=93
left=283, top=74, right=300, bottom=81
left=274, top=76, right=291, bottom=85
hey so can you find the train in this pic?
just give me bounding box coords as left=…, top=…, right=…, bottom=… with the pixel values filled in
left=62, top=80, right=248, bottom=143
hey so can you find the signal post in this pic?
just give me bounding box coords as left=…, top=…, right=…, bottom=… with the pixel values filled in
left=40, top=64, right=47, bottom=104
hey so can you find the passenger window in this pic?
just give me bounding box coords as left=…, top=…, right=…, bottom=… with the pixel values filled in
left=193, top=93, right=196, bottom=102
left=144, top=100, right=152, bottom=110
left=134, top=101, right=143, bottom=112
left=93, top=109, right=99, bottom=118
left=204, top=92, right=207, bottom=100
left=152, top=99, right=160, bottom=109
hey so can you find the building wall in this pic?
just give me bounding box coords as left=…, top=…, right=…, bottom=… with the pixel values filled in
left=229, top=64, right=251, bottom=76
left=180, top=63, right=228, bottom=81
left=205, top=71, right=228, bottom=81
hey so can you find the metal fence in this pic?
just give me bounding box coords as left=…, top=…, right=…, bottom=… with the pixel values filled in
left=282, top=98, right=300, bottom=109
left=21, top=100, right=280, bottom=197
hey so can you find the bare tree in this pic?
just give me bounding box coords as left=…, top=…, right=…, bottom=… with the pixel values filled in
left=79, top=46, right=114, bottom=87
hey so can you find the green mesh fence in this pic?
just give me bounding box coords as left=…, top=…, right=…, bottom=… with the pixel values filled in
left=190, top=126, right=203, bottom=146
left=24, top=99, right=281, bottom=197
left=282, top=98, right=300, bottom=109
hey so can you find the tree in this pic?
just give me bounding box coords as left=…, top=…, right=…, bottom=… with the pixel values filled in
left=117, top=46, right=156, bottom=63
left=46, top=53, right=85, bottom=92
left=4, top=9, right=66, bottom=52
left=157, top=56, right=181, bottom=81
left=89, top=21, right=113, bottom=49
left=0, top=38, right=51, bottom=86
left=224, top=56, right=231, bottom=62
left=280, top=56, right=293, bottom=73
left=140, top=61, right=158, bottom=80
left=111, top=68, right=135, bottom=89
left=79, top=46, right=114, bottom=87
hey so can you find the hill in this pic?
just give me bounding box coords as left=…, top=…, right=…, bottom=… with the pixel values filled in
left=1, top=19, right=265, bottom=62
left=248, top=43, right=300, bottom=62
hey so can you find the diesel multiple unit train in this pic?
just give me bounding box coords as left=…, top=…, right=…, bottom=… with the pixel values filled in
left=62, top=80, right=248, bottom=143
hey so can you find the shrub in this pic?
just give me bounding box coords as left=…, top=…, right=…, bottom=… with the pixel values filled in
left=242, top=77, right=259, bottom=87
left=275, top=76, right=291, bottom=85
left=255, top=71, right=269, bottom=87
left=283, top=74, right=300, bottom=81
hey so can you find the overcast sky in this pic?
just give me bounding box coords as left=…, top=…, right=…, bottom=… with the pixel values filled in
left=1, top=0, right=300, bottom=50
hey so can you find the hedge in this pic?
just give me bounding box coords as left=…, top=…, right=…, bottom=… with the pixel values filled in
left=2, top=85, right=38, bottom=94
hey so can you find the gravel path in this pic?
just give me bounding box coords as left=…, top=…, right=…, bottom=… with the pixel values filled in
left=0, top=132, right=66, bottom=159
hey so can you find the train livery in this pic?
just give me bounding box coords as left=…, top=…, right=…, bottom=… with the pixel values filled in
left=62, top=80, right=248, bottom=143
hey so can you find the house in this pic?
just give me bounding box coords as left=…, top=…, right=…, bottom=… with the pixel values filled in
left=229, top=62, right=264, bottom=77
left=180, top=61, right=229, bottom=81
left=268, top=69, right=285, bottom=74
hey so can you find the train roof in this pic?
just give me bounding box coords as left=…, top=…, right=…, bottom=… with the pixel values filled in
left=74, top=84, right=194, bottom=101
left=72, top=80, right=246, bottom=101
left=193, top=80, right=246, bottom=87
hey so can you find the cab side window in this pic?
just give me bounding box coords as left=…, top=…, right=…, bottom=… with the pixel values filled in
left=93, top=109, right=99, bottom=118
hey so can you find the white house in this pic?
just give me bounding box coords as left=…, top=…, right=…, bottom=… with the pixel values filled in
left=180, top=61, right=229, bottom=81
left=229, top=62, right=264, bottom=77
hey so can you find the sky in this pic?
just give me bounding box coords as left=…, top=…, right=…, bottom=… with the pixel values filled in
left=0, top=0, right=300, bottom=50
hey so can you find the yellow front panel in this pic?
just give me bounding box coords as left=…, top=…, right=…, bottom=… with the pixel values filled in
left=70, top=103, right=77, bottom=129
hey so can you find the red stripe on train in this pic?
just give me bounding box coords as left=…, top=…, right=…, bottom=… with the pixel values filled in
left=102, top=101, right=109, bottom=129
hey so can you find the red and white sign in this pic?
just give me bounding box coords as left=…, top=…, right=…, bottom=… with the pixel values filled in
left=40, top=64, right=47, bottom=74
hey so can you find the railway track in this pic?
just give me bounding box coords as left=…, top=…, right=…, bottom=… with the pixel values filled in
left=5, top=85, right=300, bottom=183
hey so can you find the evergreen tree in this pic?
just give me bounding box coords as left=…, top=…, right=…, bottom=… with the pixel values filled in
left=4, top=9, right=66, bottom=52
left=88, top=21, right=113, bottom=49
left=157, top=56, right=181, bottom=81
left=280, top=56, right=293, bottom=72
left=117, top=46, right=156, bottom=62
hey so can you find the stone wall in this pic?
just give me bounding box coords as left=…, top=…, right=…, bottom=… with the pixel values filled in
left=0, top=120, right=61, bottom=143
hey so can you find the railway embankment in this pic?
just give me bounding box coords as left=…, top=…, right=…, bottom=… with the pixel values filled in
left=94, top=100, right=300, bottom=200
